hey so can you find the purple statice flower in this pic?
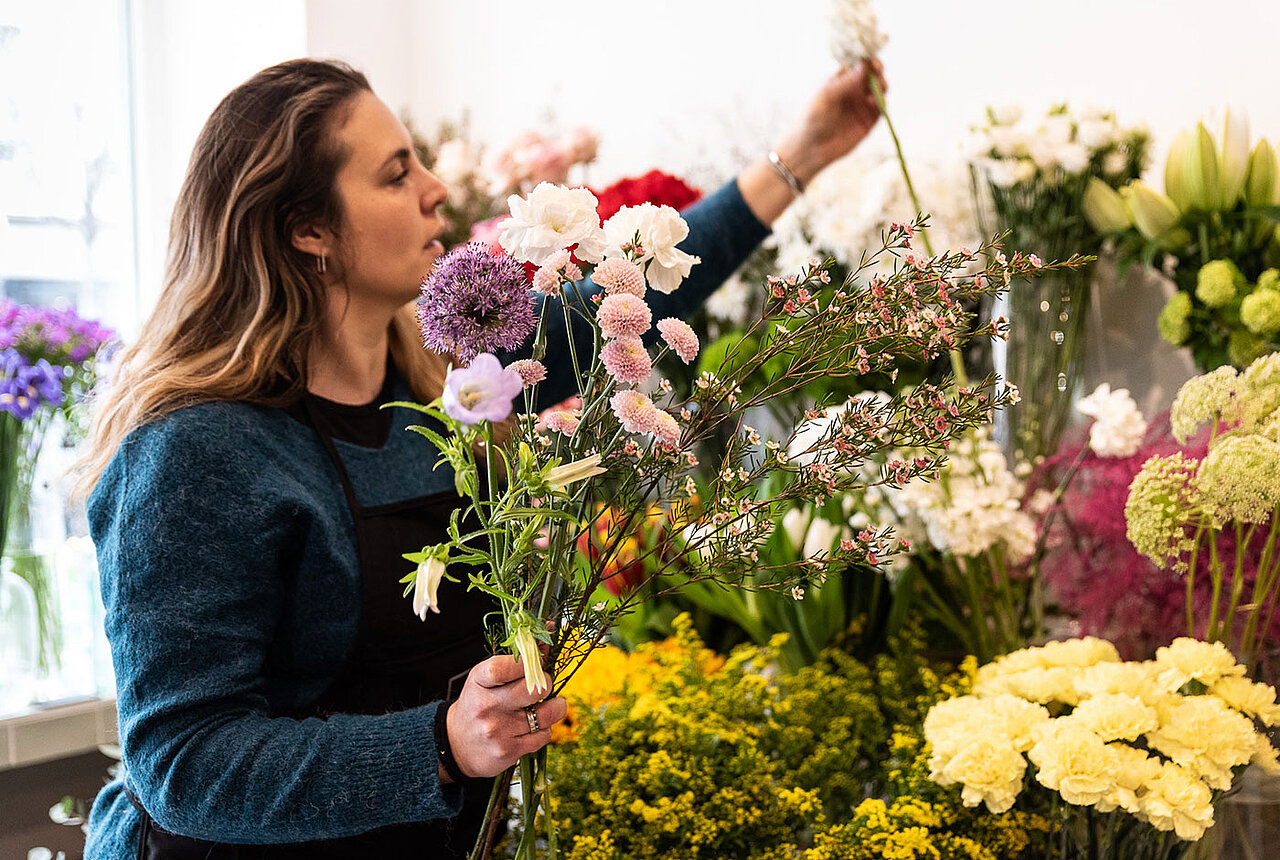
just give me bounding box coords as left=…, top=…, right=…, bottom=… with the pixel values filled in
left=417, top=243, right=536, bottom=363
left=0, top=349, right=64, bottom=420
left=441, top=353, right=523, bottom=425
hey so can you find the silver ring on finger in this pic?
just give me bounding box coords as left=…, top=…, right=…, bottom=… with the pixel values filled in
left=524, top=704, right=540, bottom=735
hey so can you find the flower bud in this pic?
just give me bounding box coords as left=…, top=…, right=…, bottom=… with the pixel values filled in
left=1123, top=181, right=1181, bottom=243
left=1083, top=178, right=1133, bottom=233
left=1219, top=109, right=1251, bottom=209
left=1164, top=129, right=1193, bottom=212
left=1184, top=123, right=1221, bottom=212
left=1246, top=139, right=1277, bottom=208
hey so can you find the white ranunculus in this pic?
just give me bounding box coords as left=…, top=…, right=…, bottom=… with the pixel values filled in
left=500, top=182, right=608, bottom=266
left=1076, top=383, right=1148, bottom=458
left=603, top=203, right=699, bottom=294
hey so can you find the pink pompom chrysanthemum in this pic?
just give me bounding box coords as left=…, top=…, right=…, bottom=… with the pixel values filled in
left=532, top=249, right=584, bottom=296
left=656, top=318, right=699, bottom=364
left=600, top=336, right=652, bottom=386
left=597, top=293, right=652, bottom=339
left=610, top=389, right=658, bottom=433
left=539, top=408, right=581, bottom=436
left=509, top=359, right=547, bottom=387
left=650, top=410, right=681, bottom=446
left=594, top=257, right=646, bottom=297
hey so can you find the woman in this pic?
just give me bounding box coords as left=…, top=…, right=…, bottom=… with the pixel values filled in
left=80, top=57, right=885, bottom=857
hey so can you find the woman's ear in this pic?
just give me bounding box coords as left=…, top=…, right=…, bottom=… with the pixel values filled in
left=291, top=220, right=334, bottom=259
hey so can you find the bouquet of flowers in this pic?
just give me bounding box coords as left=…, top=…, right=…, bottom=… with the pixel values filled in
left=399, top=176, right=1071, bottom=857
left=925, top=637, right=1280, bottom=858
left=970, top=104, right=1150, bottom=460
left=1121, top=355, right=1280, bottom=676
left=1083, top=111, right=1280, bottom=370
left=0, top=300, right=114, bottom=668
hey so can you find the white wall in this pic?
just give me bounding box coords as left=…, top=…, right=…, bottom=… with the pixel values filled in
left=306, top=0, right=1280, bottom=184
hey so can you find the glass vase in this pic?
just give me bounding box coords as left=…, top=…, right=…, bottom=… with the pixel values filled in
left=0, top=562, right=39, bottom=714
left=993, top=265, right=1091, bottom=463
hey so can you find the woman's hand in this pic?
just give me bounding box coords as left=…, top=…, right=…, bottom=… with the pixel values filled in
left=738, top=59, right=887, bottom=226
left=443, top=654, right=567, bottom=781
left=778, top=59, right=887, bottom=185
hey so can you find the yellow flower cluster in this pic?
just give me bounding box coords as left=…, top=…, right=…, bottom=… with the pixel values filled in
left=924, top=637, right=1280, bottom=842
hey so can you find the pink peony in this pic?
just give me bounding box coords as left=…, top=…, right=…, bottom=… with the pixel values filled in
left=509, top=359, right=547, bottom=387
left=610, top=389, right=658, bottom=433
left=656, top=317, right=699, bottom=364
left=593, top=257, right=646, bottom=297
left=650, top=410, right=680, bottom=446
left=597, top=293, right=652, bottom=339
left=600, top=336, right=652, bottom=386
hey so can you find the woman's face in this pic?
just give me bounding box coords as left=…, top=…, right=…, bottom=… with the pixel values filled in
left=331, top=91, right=448, bottom=308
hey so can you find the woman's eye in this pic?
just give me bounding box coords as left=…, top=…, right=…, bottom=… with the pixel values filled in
left=391, top=167, right=410, bottom=185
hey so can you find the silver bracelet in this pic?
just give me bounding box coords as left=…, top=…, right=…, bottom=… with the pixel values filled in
left=767, top=150, right=805, bottom=195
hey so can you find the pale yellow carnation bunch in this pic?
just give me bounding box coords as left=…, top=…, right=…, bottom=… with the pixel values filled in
left=925, top=637, right=1280, bottom=842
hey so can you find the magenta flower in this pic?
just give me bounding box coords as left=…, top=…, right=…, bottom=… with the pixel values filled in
left=441, top=353, right=523, bottom=425
left=418, top=243, right=536, bottom=363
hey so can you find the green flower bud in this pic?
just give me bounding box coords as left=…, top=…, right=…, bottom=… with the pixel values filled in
left=1246, top=140, right=1277, bottom=208
left=1123, top=181, right=1181, bottom=242
left=1219, top=109, right=1251, bottom=208
left=1082, top=177, right=1133, bottom=233
left=1164, top=129, right=1192, bottom=212
left=1184, top=123, right=1221, bottom=212
left=1195, top=259, right=1243, bottom=308
left=1229, top=329, right=1271, bottom=367
left=1158, top=292, right=1193, bottom=346
left=1241, top=289, right=1280, bottom=335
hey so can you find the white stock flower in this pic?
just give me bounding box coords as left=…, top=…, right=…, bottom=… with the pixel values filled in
left=829, top=0, right=888, bottom=66
left=500, top=182, right=608, bottom=265
left=603, top=203, right=700, bottom=294
left=1076, top=383, right=1148, bottom=457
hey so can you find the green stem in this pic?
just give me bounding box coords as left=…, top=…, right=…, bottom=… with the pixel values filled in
left=867, top=74, right=970, bottom=389
left=1220, top=522, right=1253, bottom=646
left=1207, top=531, right=1223, bottom=642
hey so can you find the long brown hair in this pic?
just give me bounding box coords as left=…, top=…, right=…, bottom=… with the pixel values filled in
left=76, top=59, right=450, bottom=494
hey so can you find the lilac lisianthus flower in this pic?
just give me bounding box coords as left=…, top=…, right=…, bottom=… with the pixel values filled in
left=441, top=353, right=523, bottom=425
left=0, top=349, right=64, bottom=420
left=418, top=242, right=536, bottom=363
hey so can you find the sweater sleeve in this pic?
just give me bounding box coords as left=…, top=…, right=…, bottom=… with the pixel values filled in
left=510, top=177, right=770, bottom=408
left=90, top=409, right=462, bottom=843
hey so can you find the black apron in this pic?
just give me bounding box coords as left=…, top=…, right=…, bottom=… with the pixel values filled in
left=126, top=399, right=498, bottom=858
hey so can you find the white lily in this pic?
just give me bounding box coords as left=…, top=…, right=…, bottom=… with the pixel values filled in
left=412, top=554, right=446, bottom=619
left=1219, top=109, right=1251, bottom=209
left=544, top=453, right=607, bottom=491
left=513, top=625, right=549, bottom=695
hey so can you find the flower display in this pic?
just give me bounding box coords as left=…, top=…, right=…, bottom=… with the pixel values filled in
left=1082, top=111, right=1280, bottom=370
left=926, top=638, right=1280, bottom=846
left=417, top=243, right=536, bottom=362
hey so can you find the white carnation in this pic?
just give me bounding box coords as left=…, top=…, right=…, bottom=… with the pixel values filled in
left=603, top=203, right=700, bottom=294
left=1076, top=383, right=1148, bottom=457
left=500, top=182, right=607, bottom=266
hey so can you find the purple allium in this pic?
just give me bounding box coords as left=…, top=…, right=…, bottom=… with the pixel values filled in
left=441, top=353, right=523, bottom=425
left=417, top=243, right=536, bottom=363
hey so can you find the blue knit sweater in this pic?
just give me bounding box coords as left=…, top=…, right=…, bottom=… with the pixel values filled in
left=85, top=179, right=768, bottom=856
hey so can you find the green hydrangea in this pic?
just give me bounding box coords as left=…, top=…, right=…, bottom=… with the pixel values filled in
left=1195, top=434, right=1280, bottom=526
left=1228, top=328, right=1272, bottom=367
left=1241, top=289, right=1280, bottom=335
left=1124, top=453, right=1202, bottom=570
left=1170, top=365, right=1239, bottom=443
left=1157, top=292, right=1193, bottom=346
left=1195, top=259, right=1244, bottom=308
left=1258, top=268, right=1280, bottom=293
